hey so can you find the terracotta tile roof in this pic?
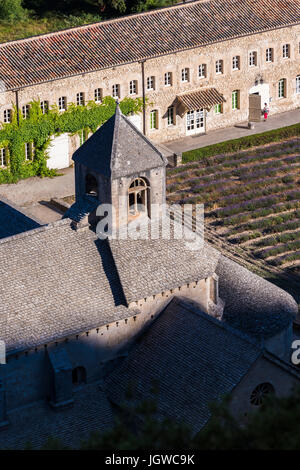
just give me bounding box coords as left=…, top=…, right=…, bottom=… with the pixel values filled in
left=177, top=88, right=226, bottom=111
left=0, top=0, right=299, bottom=90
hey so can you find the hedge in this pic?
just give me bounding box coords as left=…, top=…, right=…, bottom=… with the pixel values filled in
left=182, top=122, right=300, bottom=163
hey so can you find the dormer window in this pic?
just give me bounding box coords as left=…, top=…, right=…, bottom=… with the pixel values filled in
left=128, top=177, right=148, bottom=219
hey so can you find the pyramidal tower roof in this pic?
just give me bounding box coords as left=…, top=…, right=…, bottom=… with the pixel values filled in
left=73, top=103, right=168, bottom=179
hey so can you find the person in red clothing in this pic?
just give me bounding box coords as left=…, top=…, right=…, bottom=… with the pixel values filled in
left=262, top=103, right=270, bottom=121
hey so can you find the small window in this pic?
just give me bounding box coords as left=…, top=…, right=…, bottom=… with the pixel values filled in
left=283, top=44, right=290, bottom=59
left=249, top=51, right=257, bottom=66
left=85, top=173, right=98, bottom=197
left=198, top=64, right=207, bottom=78
left=278, top=78, right=286, bottom=98
left=72, top=366, right=86, bottom=385
left=181, top=68, right=189, bottom=83
left=25, top=142, right=34, bottom=161
left=150, top=110, right=158, bottom=130
left=4, top=109, right=11, bottom=123
left=164, top=72, right=172, bottom=86
left=210, top=277, right=218, bottom=304
left=215, top=59, right=223, bottom=74
left=22, top=104, right=30, bottom=119
left=112, top=84, right=120, bottom=99
left=40, top=101, right=49, bottom=114
left=232, top=90, right=239, bottom=110
left=266, top=47, right=273, bottom=63
left=250, top=383, right=275, bottom=406
left=94, top=88, right=102, bottom=103
left=232, top=56, right=240, bottom=70
left=296, top=75, right=300, bottom=94
left=147, top=76, right=155, bottom=91
left=58, top=96, right=67, bottom=111
left=129, top=80, right=137, bottom=95
left=128, top=177, right=148, bottom=218
left=0, top=148, right=7, bottom=167
left=214, top=103, right=222, bottom=114
left=76, top=92, right=85, bottom=106
left=167, top=106, right=175, bottom=126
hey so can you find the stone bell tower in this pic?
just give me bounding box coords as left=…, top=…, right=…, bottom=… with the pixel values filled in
left=72, top=103, right=168, bottom=228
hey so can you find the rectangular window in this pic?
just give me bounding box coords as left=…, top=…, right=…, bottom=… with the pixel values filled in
left=76, top=92, right=85, bottom=106
left=0, top=148, right=7, bottom=167
left=129, top=80, right=137, bottom=95
left=94, top=88, right=102, bottom=103
left=215, top=60, right=223, bottom=74
left=232, top=56, right=240, bottom=70
left=58, top=96, right=67, bottom=111
left=198, top=64, right=206, bottom=78
left=296, top=76, right=300, bottom=94
left=167, top=106, right=174, bottom=126
left=164, top=72, right=172, bottom=86
left=22, top=104, right=30, bottom=119
left=4, top=109, right=11, bottom=123
left=249, top=51, right=257, bottom=66
left=112, top=84, right=120, bottom=99
left=25, top=142, right=34, bottom=161
left=278, top=78, right=286, bottom=98
left=283, top=44, right=290, bottom=59
left=181, top=68, right=189, bottom=82
left=210, top=277, right=218, bottom=304
left=150, top=110, right=158, bottom=130
left=232, top=90, right=239, bottom=110
left=40, top=101, right=49, bottom=114
left=266, top=48, right=273, bottom=63
left=214, top=103, right=222, bottom=114
left=147, top=76, right=155, bottom=90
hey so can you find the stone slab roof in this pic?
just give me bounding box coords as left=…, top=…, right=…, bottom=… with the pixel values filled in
left=73, top=104, right=167, bottom=179
left=63, top=195, right=99, bottom=223
left=0, top=196, right=41, bottom=240
left=216, top=255, right=298, bottom=338
left=177, top=88, right=226, bottom=111
left=0, top=0, right=299, bottom=90
left=105, top=297, right=262, bottom=434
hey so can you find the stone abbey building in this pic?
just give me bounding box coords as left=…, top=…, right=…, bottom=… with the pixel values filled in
left=0, top=0, right=299, bottom=169
left=0, top=105, right=299, bottom=449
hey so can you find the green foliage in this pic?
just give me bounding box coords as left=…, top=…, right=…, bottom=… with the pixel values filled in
left=0, top=0, right=27, bottom=21
left=182, top=123, right=300, bottom=163
left=0, top=95, right=143, bottom=184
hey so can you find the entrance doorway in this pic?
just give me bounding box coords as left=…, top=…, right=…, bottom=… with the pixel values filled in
left=186, top=109, right=205, bottom=135
left=249, top=94, right=262, bottom=122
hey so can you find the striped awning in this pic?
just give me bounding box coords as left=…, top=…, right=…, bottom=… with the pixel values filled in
left=177, top=88, right=226, bottom=112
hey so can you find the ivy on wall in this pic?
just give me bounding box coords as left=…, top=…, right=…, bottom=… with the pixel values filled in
left=0, top=96, right=144, bottom=184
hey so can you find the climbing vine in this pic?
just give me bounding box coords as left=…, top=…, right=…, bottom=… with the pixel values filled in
left=0, top=95, right=144, bottom=184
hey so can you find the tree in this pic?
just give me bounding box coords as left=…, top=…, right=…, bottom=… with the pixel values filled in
left=0, top=0, right=27, bottom=21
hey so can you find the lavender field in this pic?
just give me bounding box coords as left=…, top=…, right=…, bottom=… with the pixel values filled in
left=166, top=137, right=300, bottom=278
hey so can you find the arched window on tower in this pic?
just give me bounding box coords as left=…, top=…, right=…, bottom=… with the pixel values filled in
left=85, top=174, right=98, bottom=197
left=128, top=178, right=149, bottom=219
left=72, top=366, right=87, bottom=385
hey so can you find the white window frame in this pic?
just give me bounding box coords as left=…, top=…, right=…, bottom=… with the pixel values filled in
left=76, top=92, right=85, bottom=106
left=22, top=104, right=30, bottom=119
left=25, top=142, right=33, bottom=161
left=215, top=60, right=223, bottom=74
left=147, top=76, right=155, bottom=91
left=198, top=64, right=206, bottom=78
left=232, top=90, right=239, bottom=110
left=296, top=75, right=300, bottom=94
left=278, top=78, right=286, bottom=98
left=232, top=56, right=239, bottom=71
left=150, top=110, right=158, bottom=130
left=181, top=68, right=189, bottom=83
left=164, top=72, right=172, bottom=87
left=94, top=88, right=102, bottom=103
left=58, top=96, right=67, bottom=111
left=249, top=51, right=257, bottom=67
left=40, top=101, right=49, bottom=114
left=112, top=84, right=120, bottom=99
left=0, top=148, right=7, bottom=167
left=129, top=80, right=137, bottom=95
left=4, top=109, right=11, bottom=123
left=214, top=103, right=222, bottom=114
left=167, top=106, right=175, bottom=126
left=283, top=44, right=290, bottom=59
left=266, top=48, right=273, bottom=63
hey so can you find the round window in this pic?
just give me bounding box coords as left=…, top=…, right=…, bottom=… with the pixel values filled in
left=250, top=383, right=275, bottom=406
